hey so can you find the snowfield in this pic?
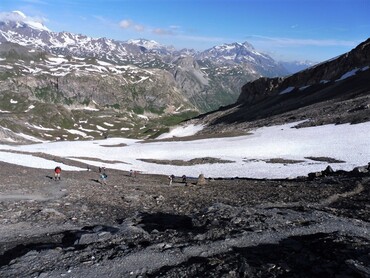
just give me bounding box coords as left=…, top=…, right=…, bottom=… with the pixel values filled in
left=0, top=121, right=369, bottom=179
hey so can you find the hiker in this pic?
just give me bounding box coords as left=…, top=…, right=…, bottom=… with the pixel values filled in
left=182, top=175, right=187, bottom=183
left=130, top=169, right=137, bottom=177
left=168, top=175, right=173, bottom=186
left=100, top=172, right=108, bottom=185
left=54, top=166, right=61, bottom=180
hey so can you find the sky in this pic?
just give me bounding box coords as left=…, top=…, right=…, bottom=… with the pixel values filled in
left=1, top=121, right=370, bottom=179
left=0, top=0, right=369, bottom=62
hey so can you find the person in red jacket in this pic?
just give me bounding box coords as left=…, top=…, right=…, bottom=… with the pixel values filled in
left=54, top=166, right=61, bottom=180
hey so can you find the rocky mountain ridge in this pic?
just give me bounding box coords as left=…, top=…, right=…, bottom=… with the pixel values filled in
left=190, top=38, right=370, bottom=134
left=238, top=38, right=370, bottom=105
left=0, top=11, right=293, bottom=142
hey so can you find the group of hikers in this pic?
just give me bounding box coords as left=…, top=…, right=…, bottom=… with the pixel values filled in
left=53, top=166, right=189, bottom=186
left=53, top=165, right=108, bottom=185
left=168, top=174, right=187, bottom=186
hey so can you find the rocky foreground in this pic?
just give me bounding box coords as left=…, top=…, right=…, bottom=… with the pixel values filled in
left=0, top=160, right=369, bottom=277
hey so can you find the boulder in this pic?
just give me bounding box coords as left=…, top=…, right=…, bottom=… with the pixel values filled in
left=352, top=166, right=369, bottom=174
left=322, top=165, right=334, bottom=175
left=308, top=172, right=322, bottom=180
left=197, top=174, right=207, bottom=185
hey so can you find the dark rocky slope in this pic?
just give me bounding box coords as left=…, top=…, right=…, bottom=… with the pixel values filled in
left=0, top=160, right=369, bottom=277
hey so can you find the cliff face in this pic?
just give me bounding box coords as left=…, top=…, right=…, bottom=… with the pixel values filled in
left=237, top=77, right=283, bottom=105
left=237, top=38, right=370, bottom=106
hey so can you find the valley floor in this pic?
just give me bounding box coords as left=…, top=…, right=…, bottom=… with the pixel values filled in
left=0, top=160, right=369, bottom=277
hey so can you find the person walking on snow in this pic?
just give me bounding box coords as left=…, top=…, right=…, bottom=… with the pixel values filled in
left=54, top=166, right=61, bottom=180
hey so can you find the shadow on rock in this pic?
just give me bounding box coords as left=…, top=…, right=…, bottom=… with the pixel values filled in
left=150, top=232, right=370, bottom=277
left=133, top=212, right=194, bottom=233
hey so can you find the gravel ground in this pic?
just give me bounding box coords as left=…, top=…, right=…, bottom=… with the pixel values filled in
left=0, top=160, right=369, bottom=277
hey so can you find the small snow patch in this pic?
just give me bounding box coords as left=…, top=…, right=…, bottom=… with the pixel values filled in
left=65, top=129, right=88, bottom=137
left=279, top=87, right=295, bottom=95
left=336, top=68, right=358, bottom=82
left=96, top=125, right=108, bottom=131
left=25, top=105, right=35, bottom=112
left=157, top=124, right=204, bottom=139
left=137, top=114, right=149, bottom=120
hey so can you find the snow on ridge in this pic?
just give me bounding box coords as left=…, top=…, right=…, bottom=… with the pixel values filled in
left=336, top=68, right=359, bottom=82
left=25, top=105, right=35, bottom=112
left=132, top=76, right=149, bottom=83
left=46, top=57, right=68, bottom=64
left=3, top=11, right=51, bottom=32
left=71, top=106, right=100, bottom=111
left=336, top=66, right=369, bottom=82
left=15, top=132, right=48, bottom=143
left=25, top=20, right=50, bottom=32
left=279, top=86, right=295, bottom=95
left=103, top=122, right=114, bottom=127
left=97, top=60, right=112, bottom=66
left=25, top=123, right=54, bottom=131
left=96, top=125, right=108, bottom=131
left=65, top=129, right=88, bottom=137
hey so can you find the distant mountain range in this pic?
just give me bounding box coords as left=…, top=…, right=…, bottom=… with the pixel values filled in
left=190, top=38, right=370, bottom=135
left=279, top=60, right=317, bottom=74
left=0, top=11, right=298, bottom=142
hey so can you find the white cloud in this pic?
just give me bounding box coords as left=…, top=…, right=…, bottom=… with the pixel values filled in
left=119, top=19, right=133, bottom=29
left=134, top=24, right=144, bottom=32
left=119, top=18, right=177, bottom=36
left=152, top=28, right=174, bottom=35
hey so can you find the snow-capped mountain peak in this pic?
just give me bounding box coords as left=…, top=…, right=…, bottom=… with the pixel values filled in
left=127, top=38, right=177, bottom=55
left=199, top=41, right=272, bottom=63
left=127, top=38, right=162, bottom=50
left=196, top=41, right=287, bottom=76
left=12, top=10, right=27, bottom=18
left=0, top=10, right=50, bottom=32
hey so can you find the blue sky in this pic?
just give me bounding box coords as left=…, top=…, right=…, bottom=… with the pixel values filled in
left=0, top=0, right=369, bottom=62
